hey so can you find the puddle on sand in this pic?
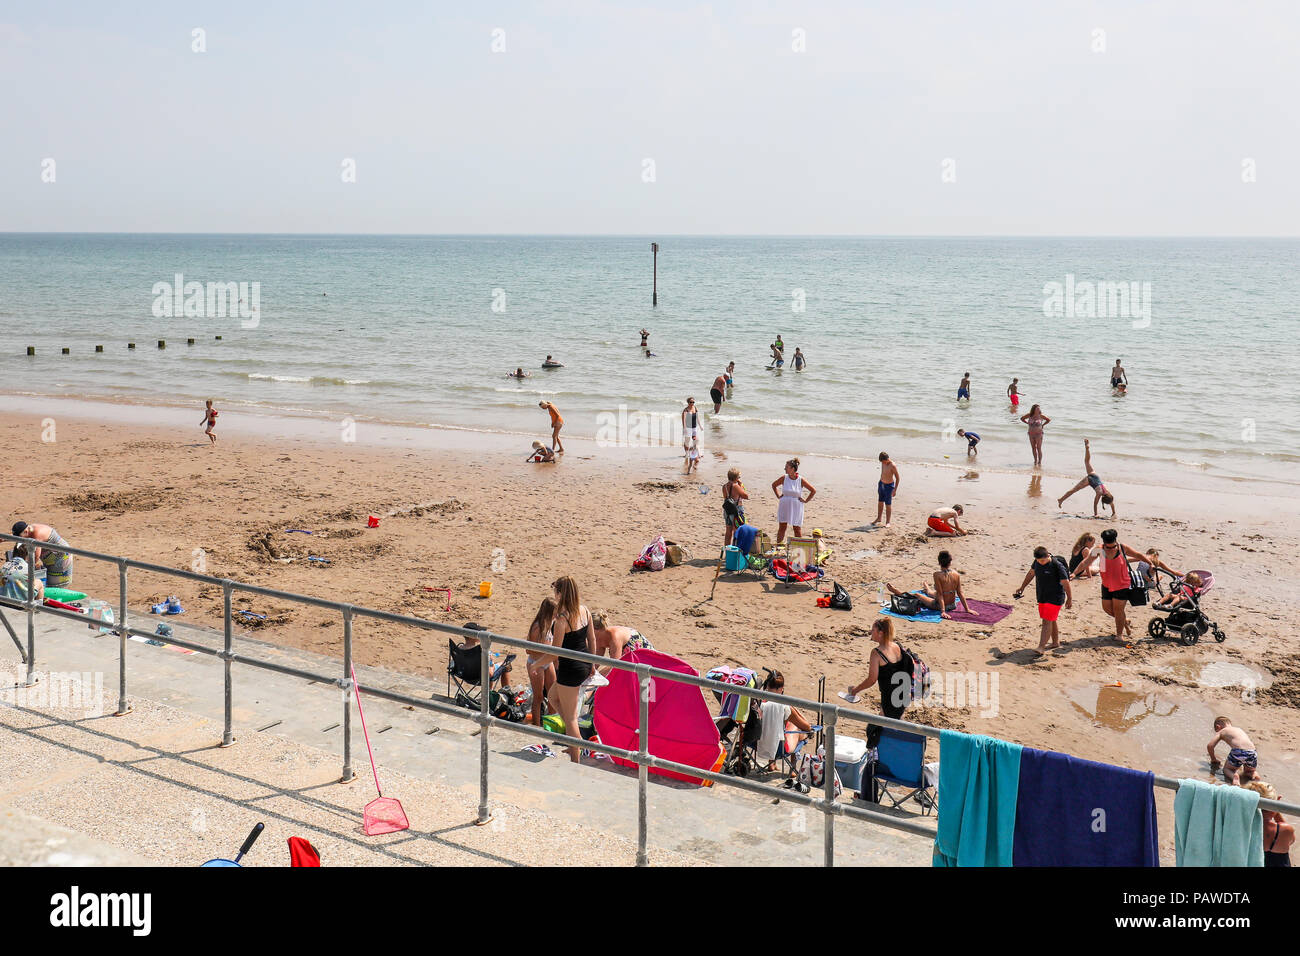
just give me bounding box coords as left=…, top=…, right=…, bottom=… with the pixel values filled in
left=1156, top=658, right=1272, bottom=690
left=1065, top=685, right=1216, bottom=778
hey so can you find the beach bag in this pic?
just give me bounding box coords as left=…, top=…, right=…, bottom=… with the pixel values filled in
left=633, top=536, right=667, bottom=572
left=1120, top=543, right=1149, bottom=606
left=829, top=581, right=852, bottom=611
left=890, top=593, right=920, bottom=616
left=858, top=756, right=881, bottom=803
left=664, top=541, right=688, bottom=567
left=794, top=745, right=843, bottom=797
left=489, top=688, right=528, bottom=723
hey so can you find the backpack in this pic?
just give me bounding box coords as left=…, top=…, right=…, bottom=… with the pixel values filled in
left=632, top=536, right=667, bottom=572
left=904, top=646, right=931, bottom=703
left=829, top=581, right=852, bottom=611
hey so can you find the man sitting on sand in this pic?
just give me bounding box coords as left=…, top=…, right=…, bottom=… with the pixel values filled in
left=1057, top=438, right=1116, bottom=517
left=925, top=504, right=967, bottom=537
left=1207, top=716, right=1259, bottom=785
left=886, top=550, right=970, bottom=619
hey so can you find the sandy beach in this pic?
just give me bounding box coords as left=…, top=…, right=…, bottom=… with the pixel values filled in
left=4, top=394, right=1297, bottom=827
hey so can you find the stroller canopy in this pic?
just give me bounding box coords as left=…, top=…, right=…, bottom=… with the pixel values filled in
left=594, top=649, right=724, bottom=785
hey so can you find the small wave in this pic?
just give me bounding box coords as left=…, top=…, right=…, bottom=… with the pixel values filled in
left=244, top=373, right=371, bottom=385
left=710, top=414, right=874, bottom=432
left=248, top=374, right=311, bottom=383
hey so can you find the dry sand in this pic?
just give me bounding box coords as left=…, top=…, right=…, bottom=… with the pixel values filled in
left=4, top=398, right=1298, bottom=806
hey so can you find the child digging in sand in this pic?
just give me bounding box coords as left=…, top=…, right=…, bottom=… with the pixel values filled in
left=202, top=400, right=218, bottom=444
left=1207, top=717, right=1259, bottom=785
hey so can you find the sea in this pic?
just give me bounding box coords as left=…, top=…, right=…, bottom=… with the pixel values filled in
left=2, top=234, right=1298, bottom=494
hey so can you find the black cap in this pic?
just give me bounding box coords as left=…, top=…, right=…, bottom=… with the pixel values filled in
left=11, top=521, right=27, bottom=537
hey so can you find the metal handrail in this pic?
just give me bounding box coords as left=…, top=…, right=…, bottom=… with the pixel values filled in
left=3, top=531, right=1297, bottom=866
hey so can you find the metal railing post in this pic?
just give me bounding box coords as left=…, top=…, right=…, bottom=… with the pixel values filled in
left=221, top=583, right=233, bottom=746
left=636, top=664, right=651, bottom=867
left=24, top=547, right=36, bottom=687
left=823, top=708, right=837, bottom=867
left=475, top=636, right=492, bottom=826
left=114, top=560, right=130, bottom=715
left=341, top=608, right=354, bottom=782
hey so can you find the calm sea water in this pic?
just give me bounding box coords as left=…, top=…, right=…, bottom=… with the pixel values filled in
left=2, top=234, right=1298, bottom=492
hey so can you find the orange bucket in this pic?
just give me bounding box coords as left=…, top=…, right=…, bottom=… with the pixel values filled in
left=479, top=582, right=492, bottom=598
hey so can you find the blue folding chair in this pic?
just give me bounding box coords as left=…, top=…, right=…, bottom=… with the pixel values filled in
left=874, top=727, right=936, bottom=814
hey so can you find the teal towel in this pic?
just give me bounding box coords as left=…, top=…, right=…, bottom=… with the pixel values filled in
left=1174, top=778, right=1264, bottom=867
left=934, top=729, right=1022, bottom=867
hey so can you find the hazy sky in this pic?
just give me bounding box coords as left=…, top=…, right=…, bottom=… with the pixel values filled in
left=3, top=1, right=1297, bottom=234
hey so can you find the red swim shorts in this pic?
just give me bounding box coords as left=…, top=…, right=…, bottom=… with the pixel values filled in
left=1039, top=602, right=1063, bottom=621
left=927, top=516, right=956, bottom=535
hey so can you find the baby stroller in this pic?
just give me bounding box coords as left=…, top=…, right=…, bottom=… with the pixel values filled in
left=1145, top=569, right=1225, bottom=646
left=709, top=667, right=817, bottom=778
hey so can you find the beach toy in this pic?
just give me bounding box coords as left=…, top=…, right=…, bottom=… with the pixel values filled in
left=479, top=581, right=492, bottom=598
left=156, top=623, right=173, bottom=638
left=43, top=587, right=87, bottom=602
left=1107, top=681, right=1123, bottom=687
left=307, top=556, right=331, bottom=563
left=367, top=515, right=380, bottom=528
left=201, top=823, right=264, bottom=868
left=235, top=609, right=267, bottom=620
left=350, top=663, right=409, bottom=836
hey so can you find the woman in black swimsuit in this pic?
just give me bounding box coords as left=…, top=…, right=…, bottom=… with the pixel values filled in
left=1245, top=781, right=1294, bottom=867
left=841, top=618, right=913, bottom=747
left=541, top=576, right=594, bottom=762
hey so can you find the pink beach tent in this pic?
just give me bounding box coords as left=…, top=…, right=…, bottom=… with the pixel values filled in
left=593, top=648, right=725, bottom=785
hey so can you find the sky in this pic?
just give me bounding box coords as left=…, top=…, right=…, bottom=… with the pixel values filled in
left=2, top=0, right=1298, bottom=235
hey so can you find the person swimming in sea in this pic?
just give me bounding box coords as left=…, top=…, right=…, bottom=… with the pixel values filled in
left=725, top=361, right=735, bottom=386
left=958, top=372, right=971, bottom=401
left=640, top=328, right=649, bottom=347
left=769, top=343, right=784, bottom=368
left=509, top=368, right=531, bottom=379
left=792, top=348, right=806, bottom=371
left=542, top=355, right=564, bottom=368
left=1007, top=377, right=1020, bottom=407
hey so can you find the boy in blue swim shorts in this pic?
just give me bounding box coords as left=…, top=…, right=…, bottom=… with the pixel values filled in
left=957, top=372, right=971, bottom=400
left=1207, top=716, right=1258, bottom=785
left=874, top=451, right=900, bottom=527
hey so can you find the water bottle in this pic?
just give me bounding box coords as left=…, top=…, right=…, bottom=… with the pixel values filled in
left=876, top=583, right=887, bottom=606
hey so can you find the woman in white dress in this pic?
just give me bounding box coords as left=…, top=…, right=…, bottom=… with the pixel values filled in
left=771, top=458, right=816, bottom=544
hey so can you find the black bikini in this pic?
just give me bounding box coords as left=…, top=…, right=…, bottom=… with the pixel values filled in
left=1266, top=825, right=1292, bottom=868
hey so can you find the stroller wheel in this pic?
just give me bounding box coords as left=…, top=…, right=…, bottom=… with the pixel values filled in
left=1180, top=623, right=1200, bottom=646
left=1147, top=618, right=1166, bottom=640
left=1213, top=627, right=1226, bottom=643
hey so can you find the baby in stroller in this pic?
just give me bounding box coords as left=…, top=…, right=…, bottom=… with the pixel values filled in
left=1147, top=570, right=1224, bottom=645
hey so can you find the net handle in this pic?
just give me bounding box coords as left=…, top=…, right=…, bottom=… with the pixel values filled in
left=349, top=663, right=383, bottom=796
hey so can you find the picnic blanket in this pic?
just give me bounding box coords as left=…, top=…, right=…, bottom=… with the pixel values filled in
left=878, top=593, right=1014, bottom=625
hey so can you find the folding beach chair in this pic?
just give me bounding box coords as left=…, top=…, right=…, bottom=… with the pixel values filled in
left=873, top=727, right=936, bottom=814
left=446, top=625, right=515, bottom=709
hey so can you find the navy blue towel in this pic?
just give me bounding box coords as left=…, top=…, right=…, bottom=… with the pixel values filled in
left=1012, top=748, right=1159, bottom=867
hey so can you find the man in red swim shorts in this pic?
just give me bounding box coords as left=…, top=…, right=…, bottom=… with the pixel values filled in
left=1014, top=545, right=1073, bottom=655
left=925, top=505, right=966, bottom=537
